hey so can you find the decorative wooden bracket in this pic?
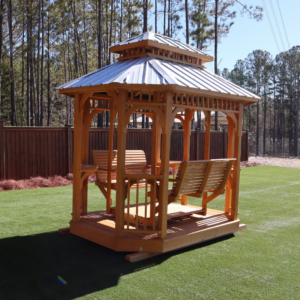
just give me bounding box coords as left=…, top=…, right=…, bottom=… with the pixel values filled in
left=80, top=92, right=94, bottom=113
left=80, top=165, right=97, bottom=188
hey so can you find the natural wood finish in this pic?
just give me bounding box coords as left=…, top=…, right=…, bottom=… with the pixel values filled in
left=204, top=110, right=211, bottom=160
left=230, top=105, right=244, bottom=220
left=158, top=91, right=173, bottom=239
left=81, top=100, right=91, bottom=215
left=117, top=51, right=206, bottom=69
left=115, top=89, right=127, bottom=237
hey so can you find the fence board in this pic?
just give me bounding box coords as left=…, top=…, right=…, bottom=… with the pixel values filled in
left=0, top=127, right=248, bottom=180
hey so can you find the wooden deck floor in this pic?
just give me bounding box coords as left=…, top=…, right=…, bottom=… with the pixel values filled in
left=69, top=204, right=243, bottom=253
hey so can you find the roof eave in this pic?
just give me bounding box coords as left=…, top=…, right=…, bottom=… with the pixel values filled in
left=58, top=83, right=259, bottom=104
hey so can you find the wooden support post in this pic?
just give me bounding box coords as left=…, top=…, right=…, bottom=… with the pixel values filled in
left=156, top=123, right=162, bottom=166
left=204, top=111, right=211, bottom=160
left=158, top=91, right=172, bottom=239
left=196, top=128, right=200, bottom=160
left=65, top=124, right=72, bottom=174
left=115, top=90, right=128, bottom=237
left=107, top=94, right=116, bottom=213
left=0, top=121, right=5, bottom=180
left=81, top=100, right=91, bottom=215
left=225, top=115, right=235, bottom=214
left=181, top=109, right=191, bottom=205
left=151, top=91, right=159, bottom=175
left=230, top=104, right=243, bottom=220
left=72, top=93, right=84, bottom=223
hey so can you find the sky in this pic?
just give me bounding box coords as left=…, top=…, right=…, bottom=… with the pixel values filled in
left=148, top=0, right=299, bottom=73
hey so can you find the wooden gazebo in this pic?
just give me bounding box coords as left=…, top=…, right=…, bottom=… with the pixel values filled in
left=58, top=32, right=259, bottom=262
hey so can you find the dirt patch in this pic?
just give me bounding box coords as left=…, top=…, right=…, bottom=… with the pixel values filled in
left=249, top=156, right=300, bottom=169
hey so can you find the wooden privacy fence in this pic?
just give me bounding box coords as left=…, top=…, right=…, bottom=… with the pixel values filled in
left=0, top=122, right=249, bottom=180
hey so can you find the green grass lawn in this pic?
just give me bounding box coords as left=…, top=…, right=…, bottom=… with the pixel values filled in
left=0, top=166, right=300, bottom=300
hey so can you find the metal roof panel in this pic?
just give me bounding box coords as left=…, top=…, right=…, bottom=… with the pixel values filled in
left=57, top=57, right=259, bottom=100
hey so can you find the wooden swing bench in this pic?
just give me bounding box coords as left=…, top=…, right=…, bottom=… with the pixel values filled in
left=122, top=158, right=236, bottom=227
left=92, top=150, right=151, bottom=209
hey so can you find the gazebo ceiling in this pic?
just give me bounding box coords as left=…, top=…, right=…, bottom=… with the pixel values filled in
left=57, top=56, right=259, bottom=103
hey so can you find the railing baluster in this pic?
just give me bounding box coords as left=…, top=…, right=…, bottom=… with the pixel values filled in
left=144, top=179, right=148, bottom=230
left=127, top=178, right=130, bottom=229
left=136, top=181, right=139, bottom=229
left=152, top=180, right=156, bottom=230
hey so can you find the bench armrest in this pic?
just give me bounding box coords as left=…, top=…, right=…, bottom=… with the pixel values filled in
left=97, top=167, right=117, bottom=172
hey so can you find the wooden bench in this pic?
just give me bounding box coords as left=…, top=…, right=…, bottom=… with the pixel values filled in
left=121, top=158, right=236, bottom=226
left=92, top=150, right=151, bottom=212
left=167, top=159, right=236, bottom=215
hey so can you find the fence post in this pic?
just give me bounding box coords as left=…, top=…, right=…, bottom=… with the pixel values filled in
left=0, top=121, right=5, bottom=180
left=65, top=124, right=72, bottom=174
left=246, top=131, right=249, bottom=161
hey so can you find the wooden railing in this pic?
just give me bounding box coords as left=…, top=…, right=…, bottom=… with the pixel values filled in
left=121, top=174, right=163, bottom=234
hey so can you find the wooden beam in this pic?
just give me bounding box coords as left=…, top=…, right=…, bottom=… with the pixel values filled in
left=181, top=109, right=192, bottom=205
left=230, top=103, right=244, bottom=220
left=204, top=110, right=211, bottom=160
left=107, top=93, right=117, bottom=213
left=151, top=92, right=159, bottom=175
left=157, top=91, right=173, bottom=239
left=115, top=90, right=128, bottom=237
left=81, top=100, right=91, bottom=215
left=72, top=93, right=84, bottom=222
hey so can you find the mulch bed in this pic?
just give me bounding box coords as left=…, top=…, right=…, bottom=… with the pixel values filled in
left=0, top=163, right=261, bottom=192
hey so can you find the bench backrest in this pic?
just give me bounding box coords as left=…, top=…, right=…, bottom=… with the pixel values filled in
left=92, top=150, right=148, bottom=183
left=170, top=159, right=236, bottom=199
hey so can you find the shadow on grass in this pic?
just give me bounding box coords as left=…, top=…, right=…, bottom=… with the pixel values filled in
left=0, top=231, right=234, bottom=300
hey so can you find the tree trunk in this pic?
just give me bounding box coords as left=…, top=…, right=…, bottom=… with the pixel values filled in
left=29, top=2, right=33, bottom=126
left=36, top=0, right=41, bottom=125
left=263, top=86, right=266, bottom=155
left=119, top=0, right=122, bottom=41
left=214, top=0, right=219, bottom=130
left=27, top=0, right=30, bottom=126
left=155, top=0, right=157, bottom=33
left=0, top=0, right=4, bottom=119
left=185, top=0, right=189, bottom=44
left=97, top=0, right=103, bottom=127
left=109, top=0, right=113, bottom=65
left=8, top=0, right=17, bottom=125
left=21, top=8, right=25, bottom=125
left=163, top=0, right=166, bottom=35
left=143, top=0, right=148, bottom=33
left=40, top=0, right=44, bottom=126
left=47, top=10, right=51, bottom=126
left=83, top=0, right=88, bottom=74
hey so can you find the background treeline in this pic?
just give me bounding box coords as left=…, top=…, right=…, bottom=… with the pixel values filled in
left=0, top=0, right=263, bottom=127
left=223, top=47, right=300, bottom=157
left=1, top=0, right=298, bottom=156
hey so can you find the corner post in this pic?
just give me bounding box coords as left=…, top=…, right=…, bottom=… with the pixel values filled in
left=158, top=91, right=173, bottom=239
left=81, top=100, right=91, bottom=215
left=0, top=121, right=5, bottom=180
left=115, top=89, right=128, bottom=237
left=107, top=93, right=116, bottom=213
left=151, top=91, right=159, bottom=175
left=72, top=93, right=84, bottom=223
left=225, top=114, right=236, bottom=214
left=230, top=103, right=244, bottom=220
left=65, top=124, right=72, bottom=174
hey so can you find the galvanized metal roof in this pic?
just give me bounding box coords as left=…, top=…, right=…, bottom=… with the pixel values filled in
left=57, top=56, right=259, bottom=100
left=111, top=32, right=213, bottom=59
